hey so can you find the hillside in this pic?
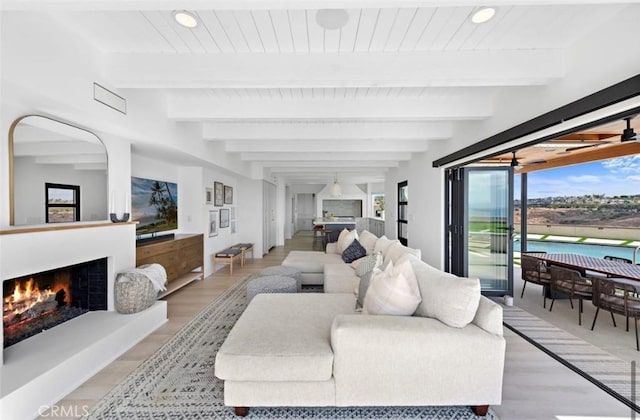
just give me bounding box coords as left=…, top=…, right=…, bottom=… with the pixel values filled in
left=514, top=207, right=640, bottom=227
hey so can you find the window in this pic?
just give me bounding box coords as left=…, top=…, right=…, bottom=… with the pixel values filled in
left=45, top=183, right=80, bottom=223
left=372, top=194, right=385, bottom=220
left=397, top=181, right=408, bottom=246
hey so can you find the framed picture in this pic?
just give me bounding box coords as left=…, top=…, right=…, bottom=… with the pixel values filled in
left=224, top=185, right=233, bottom=204
left=214, top=182, right=224, bottom=207
left=230, top=207, right=236, bottom=220
left=209, top=210, right=218, bottom=237
left=220, top=208, right=230, bottom=228
left=205, top=187, right=213, bottom=205
left=231, top=220, right=237, bottom=234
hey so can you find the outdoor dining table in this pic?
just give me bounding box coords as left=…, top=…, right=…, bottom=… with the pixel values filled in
left=526, top=252, right=640, bottom=282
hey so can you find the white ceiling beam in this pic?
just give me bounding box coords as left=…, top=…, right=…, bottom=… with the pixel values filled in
left=5, top=1, right=635, bottom=11
left=202, top=121, right=452, bottom=140
left=274, top=174, right=386, bottom=184
left=170, top=97, right=490, bottom=121
left=108, top=51, right=563, bottom=89
left=241, top=151, right=411, bottom=161
left=268, top=166, right=391, bottom=173
left=224, top=139, right=429, bottom=153
left=262, top=160, right=399, bottom=168
left=35, top=154, right=108, bottom=164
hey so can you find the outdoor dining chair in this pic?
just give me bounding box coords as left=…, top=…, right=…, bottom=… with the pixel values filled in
left=604, top=255, right=633, bottom=264
left=591, top=277, right=640, bottom=351
left=520, top=253, right=551, bottom=308
left=549, top=265, right=594, bottom=326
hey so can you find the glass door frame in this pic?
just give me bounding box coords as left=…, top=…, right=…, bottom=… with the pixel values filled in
left=446, top=166, right=514, bottom=297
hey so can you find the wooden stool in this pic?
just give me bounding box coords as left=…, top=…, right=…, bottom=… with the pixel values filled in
left=313, top=225, right=324, bottom=245
left=323, top=228, right=333, bottom=245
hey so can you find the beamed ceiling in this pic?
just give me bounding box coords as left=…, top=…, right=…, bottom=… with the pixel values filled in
left=3, top=0, right=638, bottom=185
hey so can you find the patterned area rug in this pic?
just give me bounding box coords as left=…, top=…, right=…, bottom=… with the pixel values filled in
left=503, top=305, right=639, bottom=412
left=85, top=275, right=498, bottom=419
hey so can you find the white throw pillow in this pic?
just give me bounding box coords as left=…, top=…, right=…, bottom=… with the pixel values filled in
left=400, top=254, right=481, bottom=328
left=373, top=235, right=399, bottom=256
left=337, top=229, right=358, bottom=254
left=363, top=260, right=422, bottom=316
left=358, top=230, right=379, bottom=255
left=383, top=242, right=422, bottom=264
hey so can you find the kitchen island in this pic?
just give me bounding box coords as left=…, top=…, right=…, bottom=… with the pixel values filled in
left=312, top=218, right=356, bottom=243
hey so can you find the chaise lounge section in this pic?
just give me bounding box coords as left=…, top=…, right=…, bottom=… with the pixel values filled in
left=215, top=253, right=506, bottom=416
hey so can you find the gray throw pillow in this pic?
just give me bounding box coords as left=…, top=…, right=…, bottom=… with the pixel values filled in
left=354, top=252, right=382, bottom=277
left=356, top=270, right=373, bottom=309
left=356, top=260, right=389, bottom=309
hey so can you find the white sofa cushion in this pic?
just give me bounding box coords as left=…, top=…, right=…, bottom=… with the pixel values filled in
left=401, top=254, right=481, bottom=328
left=358, top=230, right=378, bottom=255
left=324, top=263, right=360, bottom=294
left=383, top=241, right=421, bottom=265
left=337, top=229, right=359, bottom=254
left=363, top=260, right=421, bottom=316
left=282, top=250, right=336, bottom=273
left=373, top=235, right=398, bottom=256
left=215, top=293, right=356, bottom=382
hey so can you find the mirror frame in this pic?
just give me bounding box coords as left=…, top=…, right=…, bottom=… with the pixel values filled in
left=8, top=114, right=109, bottom=226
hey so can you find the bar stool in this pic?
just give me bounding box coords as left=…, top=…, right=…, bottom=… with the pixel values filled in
left=313, top=225, right=324, bottom=246
left=323, top=228, right=333, bottom=245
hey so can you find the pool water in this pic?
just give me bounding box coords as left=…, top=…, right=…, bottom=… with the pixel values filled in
left=514, top=239, right=638, bottom=262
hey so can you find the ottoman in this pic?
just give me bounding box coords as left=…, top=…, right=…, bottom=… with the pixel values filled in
left=259, top=266, right=302, bottom=291
left=246, top=275, right=297, bottom=303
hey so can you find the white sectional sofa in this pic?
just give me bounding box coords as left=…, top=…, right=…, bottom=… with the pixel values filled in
left=215, top=252, right=506, bottom=417
left=281, top=229, right=421, bottom=292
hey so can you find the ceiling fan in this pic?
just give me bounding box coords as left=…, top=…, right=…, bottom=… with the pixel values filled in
left=621, top=116, right=639, bottom=142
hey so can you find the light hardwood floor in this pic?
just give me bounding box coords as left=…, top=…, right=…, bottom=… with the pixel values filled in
left=42, top=233, right=632, bottom=419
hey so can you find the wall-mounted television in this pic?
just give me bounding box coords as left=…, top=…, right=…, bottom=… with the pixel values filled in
left=131, top=176, right=178, bottom=235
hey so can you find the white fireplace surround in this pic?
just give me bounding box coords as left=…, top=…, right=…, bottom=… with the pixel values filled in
left=0, top=222, right=167, bottom=420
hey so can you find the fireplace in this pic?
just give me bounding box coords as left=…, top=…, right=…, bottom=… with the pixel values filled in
left=2, top=258, right=107, bottom=348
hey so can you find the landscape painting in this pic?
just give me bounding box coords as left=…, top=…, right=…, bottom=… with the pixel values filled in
left=131, top=176, right=178, bottom=234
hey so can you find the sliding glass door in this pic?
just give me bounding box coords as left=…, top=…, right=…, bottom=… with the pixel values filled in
left=447, top=167, right=514, bottom=296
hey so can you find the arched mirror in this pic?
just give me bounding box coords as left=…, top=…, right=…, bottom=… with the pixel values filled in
left=9, top=115, right=108, bottom=225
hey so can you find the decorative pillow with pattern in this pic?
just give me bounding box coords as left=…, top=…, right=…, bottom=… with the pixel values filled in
left=354, top=252, right=383, bottom=277
left=341, top=239, right=367, bottom=263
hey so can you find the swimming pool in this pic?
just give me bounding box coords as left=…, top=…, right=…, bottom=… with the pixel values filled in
left=514, top=239, right=639, bottom=262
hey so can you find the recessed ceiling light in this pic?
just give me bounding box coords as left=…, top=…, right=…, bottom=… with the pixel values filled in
left=315, top=9, right=349, bottom=30
left=174, top=10, right=198, bottom=28
left=471, top=7, right=496, bottom=24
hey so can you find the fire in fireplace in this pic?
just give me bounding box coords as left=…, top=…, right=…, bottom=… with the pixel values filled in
left=3, top=258, right=107, bottom=348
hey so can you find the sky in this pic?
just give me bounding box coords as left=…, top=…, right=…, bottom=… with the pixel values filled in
left=514, top=155, right=640, bottom=199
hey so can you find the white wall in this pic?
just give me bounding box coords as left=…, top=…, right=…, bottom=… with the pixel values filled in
left=238, top=178, right=264, bottom=257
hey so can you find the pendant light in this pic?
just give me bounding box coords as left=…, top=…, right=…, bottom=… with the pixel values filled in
left=331, top=174, right=342, bottom=197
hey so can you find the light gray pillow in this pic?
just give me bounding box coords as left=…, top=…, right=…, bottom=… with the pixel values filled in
left=356, top=259, right=388, bottom=309
left=356, top=270, right=373, bottom=309
left=354, top=252, right=382, bottom=277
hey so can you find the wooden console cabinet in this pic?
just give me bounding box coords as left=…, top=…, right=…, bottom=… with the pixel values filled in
left=136, top=233, right=204, bottom=297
